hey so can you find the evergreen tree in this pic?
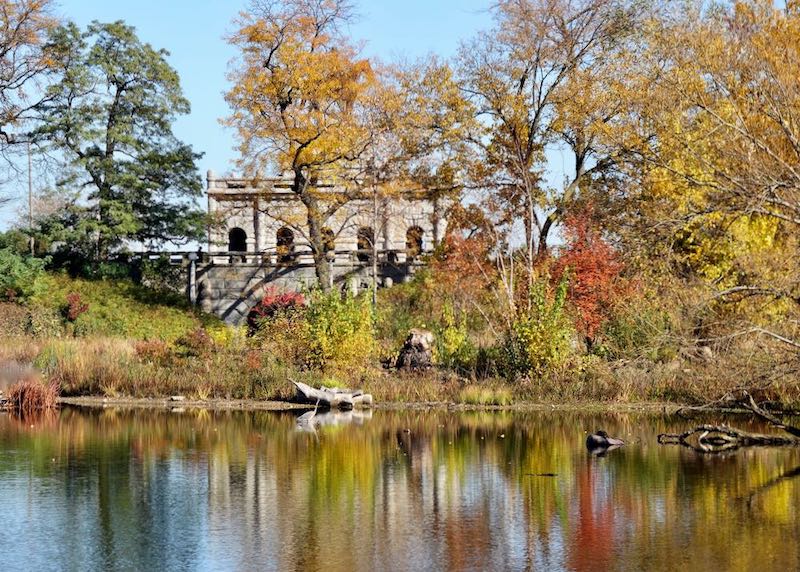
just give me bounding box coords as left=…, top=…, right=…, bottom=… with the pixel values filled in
left=34, top=21, right=204, bottom=259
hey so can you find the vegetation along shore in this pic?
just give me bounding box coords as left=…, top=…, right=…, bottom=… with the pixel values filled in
left=1, top=0, right=799, bottom=413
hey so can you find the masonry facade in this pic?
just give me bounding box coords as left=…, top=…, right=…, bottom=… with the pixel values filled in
left=195, top=171, right=448, bottom=324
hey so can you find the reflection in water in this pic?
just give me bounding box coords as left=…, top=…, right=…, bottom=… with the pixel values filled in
left=0, top=407, right=798, bottom=571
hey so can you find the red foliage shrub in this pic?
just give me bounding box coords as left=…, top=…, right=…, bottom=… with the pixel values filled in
left=247, top=286, right=305, bottom=334
left=553, top=209, right=625, bottom=342
left=63, top=292, right=89, bottom=322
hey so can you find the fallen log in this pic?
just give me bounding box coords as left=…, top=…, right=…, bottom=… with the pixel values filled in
left=658, top=424, right=800, bottom=453
left=292, top=380, right=373, bottom=410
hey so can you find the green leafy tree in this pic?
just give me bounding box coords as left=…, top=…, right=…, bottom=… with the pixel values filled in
left=33, top=21, right=204, bottom=259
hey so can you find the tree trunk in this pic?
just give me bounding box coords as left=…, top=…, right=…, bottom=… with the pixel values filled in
left=295, top=172, right=332, bottom=291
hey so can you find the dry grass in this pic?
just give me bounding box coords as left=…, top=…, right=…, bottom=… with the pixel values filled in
left=6, top=379, right=59, bottom=412
left=458, top=385, right=514, bottom=406
left=1, top=333, right=798, bottom=408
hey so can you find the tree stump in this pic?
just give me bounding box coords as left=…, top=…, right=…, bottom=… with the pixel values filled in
left=395, top=328, right=434, bottom=371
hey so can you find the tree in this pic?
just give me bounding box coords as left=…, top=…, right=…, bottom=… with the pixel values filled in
left=456, top=0, right=638, bottom=310
left=33, top=21, right=204, bottom=259
left=0, top=0, right=58, bottom=206
left=0, top=0, right=56, bottom=146
left=616, top=0, right=800, bottom=350
left=552, top=207, right=624, bottom=347
left=225, top=0, right=376, bottom=289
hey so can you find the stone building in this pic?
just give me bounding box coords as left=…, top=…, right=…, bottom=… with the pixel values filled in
left=195, top=171, right=448, bottom=324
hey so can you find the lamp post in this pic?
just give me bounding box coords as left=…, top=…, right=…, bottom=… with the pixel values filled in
left=27, top=139, right=33, bottom=256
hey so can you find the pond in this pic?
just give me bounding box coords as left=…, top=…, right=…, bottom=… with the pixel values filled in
left=0, top=406, right=797, bottom=571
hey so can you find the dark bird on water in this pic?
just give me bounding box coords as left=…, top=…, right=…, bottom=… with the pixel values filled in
left=586, top=430, right=625, bottom=451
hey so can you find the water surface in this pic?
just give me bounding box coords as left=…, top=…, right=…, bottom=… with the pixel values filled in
left=0, top=407, right=797, bottom=571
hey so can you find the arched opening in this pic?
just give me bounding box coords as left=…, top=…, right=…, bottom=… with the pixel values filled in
left=406, top=226, right=423, bottom=259
left=276, top=227, right=296, bottom=265
left=357, top=226, right=374, bottom=262
left=228, top=227, right=247, bottom=252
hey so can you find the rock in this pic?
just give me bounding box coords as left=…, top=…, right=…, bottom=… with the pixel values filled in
left=396, top=328, right=434, bottom=371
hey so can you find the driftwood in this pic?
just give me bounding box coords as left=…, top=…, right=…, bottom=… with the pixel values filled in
left=665, top=389, right=800, bottom=453
left=292, top=380, right=373, bottom=410
left=658, top=424, right=800, bottom=453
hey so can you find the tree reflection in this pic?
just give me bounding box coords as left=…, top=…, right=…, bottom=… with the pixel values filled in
left=0, top=408, right=798, bottom=571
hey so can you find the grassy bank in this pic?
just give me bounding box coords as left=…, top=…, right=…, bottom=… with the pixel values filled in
left=1, top=271, right=798, bottom=408
left=1, top=334, right=798, bottom=407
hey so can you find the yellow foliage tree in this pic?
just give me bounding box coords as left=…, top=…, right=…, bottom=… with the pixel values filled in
left=615, top=0, right=800, bottom=347
left=225, top=0, right=381, bottom=288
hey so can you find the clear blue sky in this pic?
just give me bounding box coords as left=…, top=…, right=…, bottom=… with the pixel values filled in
left=0, top=0, right=491, bottom=229
left=60, top=0, right=491, bottom=177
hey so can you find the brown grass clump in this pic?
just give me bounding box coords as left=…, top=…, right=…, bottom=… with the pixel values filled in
left=6, top=379, right=59, bottom=413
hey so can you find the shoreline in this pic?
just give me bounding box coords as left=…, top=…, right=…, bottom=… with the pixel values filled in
left=56, top=395, right=686, bottom=414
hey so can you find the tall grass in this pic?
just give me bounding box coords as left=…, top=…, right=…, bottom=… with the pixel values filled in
left=6, top=380, right=59, bottom=412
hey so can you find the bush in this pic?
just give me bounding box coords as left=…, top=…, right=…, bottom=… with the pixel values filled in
left=247, top=286, right=305, bottom=334
left=175, top=327, right=215, bottom=358
left=0, top=302, right=31, bottom=336
left=256, top=289, right=375, bottom=372
left=138, top=255, right=185, bottom=293
left=598, top=300, right=674, bottom=360
left=0, top=248, right=46, bottom=300
left=26, top=306, right=63, bottom=338
left=501, top=275, right=574, bottom=380
left=304, top=290, right=375, bottom=371
left=134, top=339, right=173, bottom=365
left=30, top=274, right=206, bottom=341
left=435, top=303, right=476, bottom=372
left=62, top=292, right=89, bottom=322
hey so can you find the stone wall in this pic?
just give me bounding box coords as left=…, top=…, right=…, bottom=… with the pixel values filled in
left=196, top=257, right=420, bottom=325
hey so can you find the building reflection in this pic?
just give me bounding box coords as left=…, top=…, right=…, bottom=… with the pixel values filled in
left=0, top=408, right=798, bottom=571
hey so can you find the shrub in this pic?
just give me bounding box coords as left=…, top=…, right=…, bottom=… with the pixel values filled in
left=501, top=275, right=574, bottom=380
left=247, top=286, right=305, bottom=334
left=138, top=255, right=185, bottom=293
left=30, top=274, right=204, bottom=341
left=598, top=301, right=675, bottom=361
left=0, top=303, right=31, bottom=336
left=304, top=289, right=375, bottom=371
left=134, top=339, right=173, bottom=365
left=436, top=303, right=476, bottom=372
left=552, top=208, right=624, bottom=344
left=0, top=248, right=46, bottom=300
left=62, top=292, right=89, bottom=322
left=175, top=327, right=215, bottom=357
left=26, top=306, right=63, bottom=338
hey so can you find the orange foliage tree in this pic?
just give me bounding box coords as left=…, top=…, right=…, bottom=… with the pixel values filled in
left=553, top=209, right=624, bottom=345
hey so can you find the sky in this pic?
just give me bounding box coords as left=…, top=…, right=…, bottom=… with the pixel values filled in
left=0, top=0, right=492, bottom=229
